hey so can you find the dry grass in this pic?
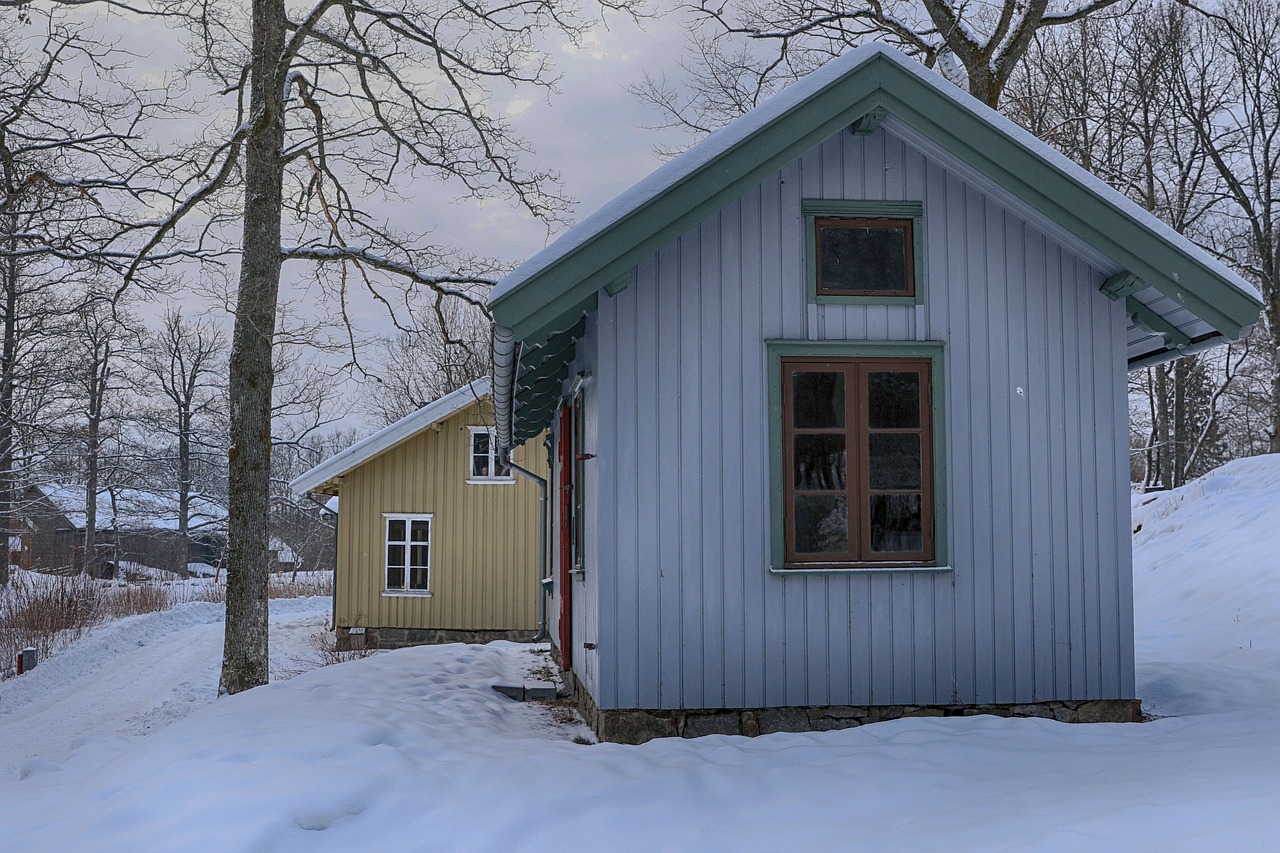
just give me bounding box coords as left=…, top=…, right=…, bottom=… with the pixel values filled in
left=273, top=625, right=376, bottom=681
left=0, top=569, right=334, bottom=681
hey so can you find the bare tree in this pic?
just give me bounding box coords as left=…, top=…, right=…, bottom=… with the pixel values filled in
left=141, top=308, right=227, bottom=574
left=7, top=0, right=642, bottom=690
left=632, top=0, right=1136, bottom=147
left=363, top=300, right=490, bottom=427
left=1169, top=0, right=1280, bottom=453
left=64, top=292, right=140, bottom=576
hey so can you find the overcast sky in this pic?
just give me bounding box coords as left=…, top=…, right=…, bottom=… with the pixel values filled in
left=49, top=4, right=701, bottom=427
left=433, top=12, right=694, bottom=265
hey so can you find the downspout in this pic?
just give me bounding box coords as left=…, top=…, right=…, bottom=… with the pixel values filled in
left=492, top=324, right=551, bottom=640
left=508, top=458, right=549, bottom=642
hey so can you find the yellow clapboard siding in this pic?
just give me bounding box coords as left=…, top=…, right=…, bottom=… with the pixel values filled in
left=333, top=396, right=547, bottom=632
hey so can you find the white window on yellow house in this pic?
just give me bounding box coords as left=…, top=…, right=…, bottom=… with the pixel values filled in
left=467, top=427, right=513, bottom=484
left=384, top=514, right=431, bottom=595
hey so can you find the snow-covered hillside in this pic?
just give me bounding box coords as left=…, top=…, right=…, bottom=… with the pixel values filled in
left=0, top=457, right=1277, bottom=851
left=1133, top=454, right=1280, bottom=716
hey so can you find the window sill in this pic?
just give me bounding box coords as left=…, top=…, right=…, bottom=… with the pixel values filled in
left=771, top=564, right=952, bottom=574
left=811, top=293, right=924, bottom=306
left=466, top=478, right=516, bottom=486
left=382, top=590, right=433, bottom=597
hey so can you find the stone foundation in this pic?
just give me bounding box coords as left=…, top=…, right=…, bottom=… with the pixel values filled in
left=336, top=625, right=533, bottom=651
left=564, top=674, right=1141, bottom=744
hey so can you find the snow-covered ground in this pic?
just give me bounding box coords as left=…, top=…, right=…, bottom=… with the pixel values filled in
left=1, top=457, right=1279, bottom=850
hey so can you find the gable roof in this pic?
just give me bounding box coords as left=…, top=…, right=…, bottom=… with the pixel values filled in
left=291, top=378, right=492, bottom=496
left=489, top=44, right=1262, bottom=444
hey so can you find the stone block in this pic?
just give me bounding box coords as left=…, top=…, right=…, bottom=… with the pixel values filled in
left=1074, top=699, right=1135, bottom=723
left=601, top=710, right=678, bottom=745
left=739, top=711, right=760, bottom=738
left=492, top=684, right=525, bottom=701
left=525, top=681, right=558, bottom=701
left=682, top=713, right=742, bottom=739
left=757, top=708, right=811, bottom=735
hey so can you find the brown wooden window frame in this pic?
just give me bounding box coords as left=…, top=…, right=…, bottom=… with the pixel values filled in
left=814, top=216, right=916, bottom=298
left=781, top=355, right=935, bottom=567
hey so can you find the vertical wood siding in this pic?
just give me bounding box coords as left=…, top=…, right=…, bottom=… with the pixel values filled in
left=582, top=125, right=1134, bottom=710
left=334, top=399, right=546, bottom=633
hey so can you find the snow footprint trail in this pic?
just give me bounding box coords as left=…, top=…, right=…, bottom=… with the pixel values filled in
left=0, top=596, right=330, bottom=780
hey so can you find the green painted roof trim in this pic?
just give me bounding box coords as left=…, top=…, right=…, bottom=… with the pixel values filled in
left=489, top=45, right=1260, bottom=348
left=490, top=84, right=885, bottom=340
left=871, top=64, right=1258, bottom=338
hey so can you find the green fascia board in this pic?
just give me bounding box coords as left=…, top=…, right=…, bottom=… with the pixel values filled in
left=490, top=75, right=888, bottom=341
left=871, top=62, right=1260, bottom=337
left=490, top=47, right=1259, bottom=345
left=802, top=200, right=926, bottom=306
left=765, top=339, right=948, bottom=572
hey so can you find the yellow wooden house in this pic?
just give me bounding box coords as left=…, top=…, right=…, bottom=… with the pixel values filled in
left=292, top=378, right=548, bottom=649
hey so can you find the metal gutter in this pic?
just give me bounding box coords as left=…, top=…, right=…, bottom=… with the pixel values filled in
left=508, top=458, right=549, bottom=642
left=492, top=325, right=518, bottom=455
left=1127, top=331, right=1241, bottom=372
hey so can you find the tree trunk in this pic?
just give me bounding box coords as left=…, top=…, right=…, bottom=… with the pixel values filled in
left=1172, top=357, right=1188, bottom=487
left=1269, top=298, right=1280, bottom=455
left=178, top=403, right=191, bottom=576
left=0, top=143, right=17, bottom=586
left=219, top=0, right=286, bottom=696
left=1155, top=364, right=1172, bottom=488
left=85, top=387, right=100, bottom=576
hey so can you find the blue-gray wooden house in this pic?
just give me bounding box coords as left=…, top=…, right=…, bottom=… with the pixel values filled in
left=488, top=45, right=1263, bottom=742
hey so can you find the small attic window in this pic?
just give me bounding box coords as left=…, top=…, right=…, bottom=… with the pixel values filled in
left=468, top=427, right=514, bottom=484
left=804, top=201, right=925, bottom=305
left=816, top=218, right=913, bottom=296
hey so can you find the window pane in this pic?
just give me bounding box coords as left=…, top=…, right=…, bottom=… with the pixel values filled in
left=869, top=433, right=922, bottom=490
left=793, top=495, right=848, bottom=553
left=409, top=544, right=429, bottom=568
left=870, top=494, right=923, bottom=553
left=472, top=431, right=489, bottom=477
left=868, top=372, right=920, bottom=428
left=819, top=223, right=908, bottom=292
left=387, top=519, right=406, bottom=542
left=410, top=520, right=430, bottom=542
left=409, top=567, right=429, bottom=590
left=792, top=372, right=844, bottom=428
left=386, top=565, right=405, bottom=589
left=793, top=434, right=846, bottom=490
left=386, top=544, right=405, bottom=567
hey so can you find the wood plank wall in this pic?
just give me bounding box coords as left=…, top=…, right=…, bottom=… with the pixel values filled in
left=573, top=124, right=1134, bottom=711
left=335, top=399, right=547, bottom=632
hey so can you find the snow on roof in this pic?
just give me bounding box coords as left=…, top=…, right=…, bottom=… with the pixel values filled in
left=33, top=485, right=228, bottom=533
left=290, top=377, right=492, bottom=496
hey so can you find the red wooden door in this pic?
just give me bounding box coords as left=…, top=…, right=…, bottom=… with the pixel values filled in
left=556, top=403, right=573, bottom=670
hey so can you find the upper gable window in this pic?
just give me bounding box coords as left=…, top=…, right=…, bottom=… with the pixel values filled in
left=816, top=217, right=914, bottom=296
left=468, top=427, right=514, bottom=484
left=804, top=201, right=925, bottom=305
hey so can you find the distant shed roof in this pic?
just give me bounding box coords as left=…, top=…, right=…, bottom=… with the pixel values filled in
left=490, top=43, right=1262, bottom=443
left=290, top=378, right=491, bottom=496
left=34, top=485, right=227, bottom=532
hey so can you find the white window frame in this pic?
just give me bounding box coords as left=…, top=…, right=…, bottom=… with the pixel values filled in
left=382, top=512, right=433, bottom=597
left=467, top=426, right=515, bottom=485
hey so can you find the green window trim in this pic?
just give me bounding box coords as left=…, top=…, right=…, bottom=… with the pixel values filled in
left=803, top=200, right=926, bottom=305
left=766, top=339, right=948, bottom=572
